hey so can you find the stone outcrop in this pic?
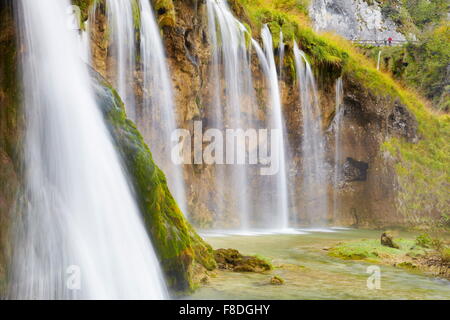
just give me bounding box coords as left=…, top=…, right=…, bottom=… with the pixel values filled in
left=309, top=0, right=405, bottom=41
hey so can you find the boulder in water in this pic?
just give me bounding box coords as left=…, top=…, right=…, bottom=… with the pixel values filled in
left=381, top=232, right=399, bottom=249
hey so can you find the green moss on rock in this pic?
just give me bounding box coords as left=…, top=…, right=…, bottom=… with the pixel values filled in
left=91, top=71, right=216, bottom=293
left=214, top=248, right=272, bottom=272
left=152, top=0, right=176, bottom=28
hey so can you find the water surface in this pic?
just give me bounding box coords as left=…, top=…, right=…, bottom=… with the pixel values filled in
left=192, top=229, right=450, bottom=300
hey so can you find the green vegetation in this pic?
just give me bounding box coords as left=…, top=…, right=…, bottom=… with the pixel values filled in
left=72, top=0, right=95, bottom=25
left=329, top=238, right=425, bottom=262
left=381, top=111, right=449, bottom=229
left=376, top=0, right=448, bottom=35
left=93, top=72, right=216, bottom=293
left=153, top=0, right=176, bottom=27
left=358, top=1, right=449, bottom=111
left=362, top=22, right=449, bottom=111
left=329, top=232, right=449, bottom=277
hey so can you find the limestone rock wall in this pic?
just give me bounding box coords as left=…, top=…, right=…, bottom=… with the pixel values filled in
left=309, top=0, right=405, bottom=41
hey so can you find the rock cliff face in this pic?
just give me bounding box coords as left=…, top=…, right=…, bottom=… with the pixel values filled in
left=309, top=0, right=405, bottom=41
left=156, top=0, right=419, bottom=228
left=87, top=0, right=428, bottom=229
left=84, top=0, right=418, bottom=228
left=0, top=1, right=21, bottom=295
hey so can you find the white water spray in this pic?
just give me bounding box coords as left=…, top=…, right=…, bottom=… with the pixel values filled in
left=206, top=0, right=256, bottom=229
left=278, top=31, right=285, bottom=80
left=106, top=0, right=136, bottom=120
left=138, top=0, right=187, bottom=214
left=11, top=0, right=167, bottom=299
left=258, top=25, right=289, bottom=229
left=376, top=50, right=382, bottom=70
left=333, top=77, right=344, bottom=222
left=293, top=42, right=328, bottom=225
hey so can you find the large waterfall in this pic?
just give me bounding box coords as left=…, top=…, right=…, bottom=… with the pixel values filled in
left=105, top=0, right=187, bottom=215
left=293, top=42, right=328, bottom=225
left=11, top=0, right=167, bottom=299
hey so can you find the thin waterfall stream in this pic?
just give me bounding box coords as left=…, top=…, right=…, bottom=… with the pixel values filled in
left=260, top=25, right=290, bottom=230
left=138, top=0, right=187, bottom=214
left=293, top=42, right=328, bottom=225
left=105, top=0, right=136, bottom=120
left=206, top=0, right=256, bottom=230
left=333, top=77, right=344, bottom=222
left=11, top=0, right=167, bottom=299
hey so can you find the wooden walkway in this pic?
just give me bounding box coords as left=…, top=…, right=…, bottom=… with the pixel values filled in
left=351, top=39, right=418, bottom=47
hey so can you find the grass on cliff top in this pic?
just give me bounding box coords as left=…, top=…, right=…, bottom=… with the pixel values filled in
left=234, top=0, right=449, bottom=229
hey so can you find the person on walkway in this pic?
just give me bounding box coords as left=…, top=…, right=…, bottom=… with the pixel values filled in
left=388, top=37, right=393, bottom=46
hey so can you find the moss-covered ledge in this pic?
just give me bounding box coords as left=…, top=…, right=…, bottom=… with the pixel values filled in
left=91, top=70, right=216, bottom=293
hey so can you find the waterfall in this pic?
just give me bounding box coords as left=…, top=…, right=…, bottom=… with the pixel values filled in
left=293, top=42, right=328, bottom=225
left=11, top=0, right=167, bottom=299
left=79, top=21, right=90, bottom=64
left=104, top=0, right=188, bottom=215
left=138, top=0, right=187, bottom=214
left=259, top=25, right=289, bottom=229
left=376, top=50, right=382, bottom=70
left=333, top=77, right=344, bottom=222
left=105, top=0, right=136, bottom=120
left=278, top=31, right=285, bottom=80
left=206, top=0, right=256, bottom=229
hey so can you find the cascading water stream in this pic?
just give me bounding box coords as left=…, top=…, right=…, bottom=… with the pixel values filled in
left=11, top=0, right=167, bottom=299
left=255, top=25, right=290, bottom=230
left=293, top=42, right=328, bottom=225
left=78, top=21, right=90, bottom=64
left=105, top=0, right=136, bottom=120
left=104, top=0, right=187, bottom=215
left=206, top=0, right=256, bottom=230
left=333, top=77, right=344, bottom=222
left=138, top=0, right=187, bottom=214
left=278, top=31, right=285, bottom=80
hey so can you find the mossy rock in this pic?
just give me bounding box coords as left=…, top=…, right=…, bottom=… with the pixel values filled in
left=270, top=275, right=284, bottom=285
left=91, top=70, right=216, bottom=293
left=214, top=248, right=272, bottom=273
left=381, top=231, right=400, bottom=249
left=329, top=238, right=422, bottom=262
left=152, top=0, right=176, bottom=28
left=441, top=249, right=450, bottom=263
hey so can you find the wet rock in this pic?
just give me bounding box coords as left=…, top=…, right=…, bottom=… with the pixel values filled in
left=214, top=249, right=272, bottom=273
left=270, top=276, right=284, bottom=285
left=381, top=232, right=399, bottom=249
left=387, top=102, right=418, bottom=142
left=343, top=157, right=369, bottom=182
